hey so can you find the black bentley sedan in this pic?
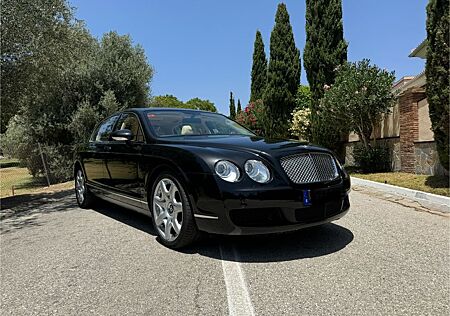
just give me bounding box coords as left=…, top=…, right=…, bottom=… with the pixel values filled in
left=74, top=108, right=350, bottom=248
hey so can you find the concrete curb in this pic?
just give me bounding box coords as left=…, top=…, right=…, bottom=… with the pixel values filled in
left=351, top=177, right=450, bottom=213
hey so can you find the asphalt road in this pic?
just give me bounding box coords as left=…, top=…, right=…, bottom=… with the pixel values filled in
left=1, top=189, right=449, bottom=315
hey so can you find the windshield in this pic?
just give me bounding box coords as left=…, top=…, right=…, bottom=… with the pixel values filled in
left=145, top=110, right=255, bottom=137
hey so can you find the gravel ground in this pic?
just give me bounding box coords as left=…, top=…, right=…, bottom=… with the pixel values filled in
left=1, top=189, right=449, bottom=315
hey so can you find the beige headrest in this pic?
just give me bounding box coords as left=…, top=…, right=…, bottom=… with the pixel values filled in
left=181, top=125, right=193, bottom=135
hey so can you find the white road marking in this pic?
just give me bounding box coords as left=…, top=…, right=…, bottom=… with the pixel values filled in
left=219, top=244, right=255, bottom=316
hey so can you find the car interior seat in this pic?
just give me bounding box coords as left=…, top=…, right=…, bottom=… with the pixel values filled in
left=181, top=125, right=194, bottom=135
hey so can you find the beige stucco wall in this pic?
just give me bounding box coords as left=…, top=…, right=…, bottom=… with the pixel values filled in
left=417, top=98, right=434, bottom=141
left=347, top=103, right=399, bottom=142
left=386, top=103, right=400, bottom=137
left=377, top=104, right=400, bottom=138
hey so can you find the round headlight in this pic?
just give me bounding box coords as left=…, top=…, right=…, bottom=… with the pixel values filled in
left=244, top=160, right=271, bottom=183
left=214, top=160, right=240, bottom=182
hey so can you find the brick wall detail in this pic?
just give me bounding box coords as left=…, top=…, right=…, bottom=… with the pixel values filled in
left=398, top=87, right=426, bottom=173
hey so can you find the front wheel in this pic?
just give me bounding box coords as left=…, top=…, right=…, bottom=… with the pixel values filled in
left=150, top=172, right=199, bottom=248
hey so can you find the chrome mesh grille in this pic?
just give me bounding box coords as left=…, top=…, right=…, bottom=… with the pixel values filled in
left=280, top=153, right=339, bottom=184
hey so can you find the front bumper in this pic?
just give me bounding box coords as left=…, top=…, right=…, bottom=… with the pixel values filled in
left=190, top=173, right=350, bottom=235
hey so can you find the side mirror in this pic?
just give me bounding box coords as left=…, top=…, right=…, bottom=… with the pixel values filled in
left=110, top=129, right=133, bottom=141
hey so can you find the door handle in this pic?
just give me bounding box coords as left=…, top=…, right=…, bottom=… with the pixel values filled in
left=104, top=145, right=112, bottom=151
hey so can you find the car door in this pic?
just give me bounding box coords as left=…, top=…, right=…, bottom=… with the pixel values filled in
left=105, top=112, right=146, bottom=200
left=83, top=114, right=120, bottom=186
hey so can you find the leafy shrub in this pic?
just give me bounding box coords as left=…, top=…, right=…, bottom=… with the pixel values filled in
left=353, top=144, right=391, bottom=173
left=21, top=144, right=73, bottom=183
left=319, top=59, right=396, bottom=153
left=42, top=144, right=74, bottom=183
left=69, top=100, right=102, bottom=143
left=2, top=118, right=73, bottom=182
left=235, top=100, right=267, bottom=136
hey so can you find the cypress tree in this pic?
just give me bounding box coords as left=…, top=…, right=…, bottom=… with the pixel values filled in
left=426, top=0, right=449, bottom=171
left=264, top=3, right=300, bottom=137
left=229, top=91, right=236, bottom=119
left=304, top=0, right=347, bottom=103
left=237, top=99, right=242, bottom=114
left=304, top=0, right=347, bottom=146
left=250, top=30, right=268, bottom=102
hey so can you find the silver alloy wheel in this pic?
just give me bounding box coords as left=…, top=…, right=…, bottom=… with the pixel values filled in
left=75, top=169, right=85, bottom=204
left=153, top=178, right=183, bottom=242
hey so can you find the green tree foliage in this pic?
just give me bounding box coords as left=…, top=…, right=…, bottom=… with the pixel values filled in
left=185, top=98, right=217, bottom=112
left=94, top=32, right=152, bottom=108
left=304, top=0, right=347, bottom=145
left=0, top=115, right=31, bottom=164
left=321, top=60, right=396, bottom=151
left=149, top=95, right=184, bottom=108
left=426, top=0, right=449, bottom=171
left=229, top=92, right=236, bottom=119
left=69, top=90, right=121, bottom=142
left=264, top=3, right=300, bottom=138
left=353, top=144, right=391, bottom=173
left=1, top=0, right=69, bottom=131
left=149, top=95, right=217, bottom=112
left=250, top=31, right=268, bottom=102
left=0, top=0, right=93, bottom=133
left=237, top=99, right=242, bottom=114
left=69, top=100, right=102, bottom=143
left=98, top=90, right=122, bottom=116
left=1, top=1, right=153, bottom=182
left=295, top=85, right=312, bottom=110
left=290, top=85, right=313, bottom=141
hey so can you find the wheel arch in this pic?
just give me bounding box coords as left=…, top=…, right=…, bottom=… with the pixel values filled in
left=145, top=160, right=200, bottom=211
left=73, top=160, right=83, bottom=177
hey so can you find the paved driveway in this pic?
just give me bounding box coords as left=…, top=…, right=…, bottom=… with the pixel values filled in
left=1, top=189, right=449, bottom=315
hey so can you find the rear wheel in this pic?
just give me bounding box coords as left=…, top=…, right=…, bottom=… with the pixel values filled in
left=75, top=168, right=95, bottom=208
left=150, top=172, right=199, bottom=248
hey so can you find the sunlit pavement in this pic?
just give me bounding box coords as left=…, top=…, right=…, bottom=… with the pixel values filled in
left=1, top=189, right=449, bottom=315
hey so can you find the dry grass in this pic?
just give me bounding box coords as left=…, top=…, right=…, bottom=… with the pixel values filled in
left=351, top=172, right=449, bottom=197
left=0, top=166, right=73, bottom=198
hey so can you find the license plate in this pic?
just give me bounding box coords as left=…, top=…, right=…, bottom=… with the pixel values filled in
left=303, top=189, right=312, bottom=206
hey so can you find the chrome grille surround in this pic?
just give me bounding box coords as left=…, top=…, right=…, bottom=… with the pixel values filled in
left=280, top=152, right=340, bottom=184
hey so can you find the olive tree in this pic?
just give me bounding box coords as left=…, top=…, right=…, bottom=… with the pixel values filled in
left=321, top=59, right=396, bottom=150
left=2, top=0, right=153, bottom=182
left=186, top=98, right=217, bottom=112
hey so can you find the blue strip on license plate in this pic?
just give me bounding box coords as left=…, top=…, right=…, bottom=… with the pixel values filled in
left=303, top=189, right=312, bottom=206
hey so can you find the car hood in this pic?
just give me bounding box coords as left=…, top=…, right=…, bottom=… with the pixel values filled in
left=161, top=135, right=332, bottom=157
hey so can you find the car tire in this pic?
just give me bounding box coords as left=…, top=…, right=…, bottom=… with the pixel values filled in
left=150, top=172, right=199, bottom=249
left=74, top=167, right=95, bottom=208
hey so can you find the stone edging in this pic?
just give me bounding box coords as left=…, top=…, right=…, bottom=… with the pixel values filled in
left=351, top=177, right=450, bottom=213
